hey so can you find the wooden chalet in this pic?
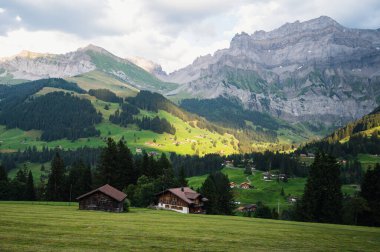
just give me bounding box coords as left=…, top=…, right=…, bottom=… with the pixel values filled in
left=229, top=182, right=237, bottom=188
left=237, top=204, right=257, bottom=213
left=156, top=187, right=208, bottom=214
left=240, top=182, right=253, bottom=189
left=76, top=184, right=127, bottom=212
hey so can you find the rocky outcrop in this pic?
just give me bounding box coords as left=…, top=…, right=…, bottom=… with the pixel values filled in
left=164, top=16, right=380, bottom=126
left=0, top=47, right=96, bottom=80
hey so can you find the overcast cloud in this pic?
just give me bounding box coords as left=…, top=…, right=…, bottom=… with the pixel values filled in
left=0, top=0, right=379, bottom=72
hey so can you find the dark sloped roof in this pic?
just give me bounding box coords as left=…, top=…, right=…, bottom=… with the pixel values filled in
left=157, top=187, right=203, bottom=204
left=76, top=184, right=127, bottom=202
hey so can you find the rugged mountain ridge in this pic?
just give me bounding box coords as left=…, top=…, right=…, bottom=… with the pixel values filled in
left=0, top=44, right=176, bottom=92
left=164, top=16, right=380, bottom=127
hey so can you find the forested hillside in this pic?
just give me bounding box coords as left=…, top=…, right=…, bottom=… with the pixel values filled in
left=299, top=106, right=380, bottom=156
left=0, top=92, right=102, bottom=141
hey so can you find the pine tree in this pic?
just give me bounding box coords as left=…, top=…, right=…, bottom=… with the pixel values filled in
left=25, top=170, right=36, bottom=201
left=115, top=140, right=136, bottom=190
left=178, top=166, right=188, bottom=187
left=46, top=152, right=66, bottom=201
left=360, top=163, right=380, bottom=226
left=297, top=151, right=343, bottom=223
left=201, top=172, right=235, bottom=215
left=0, top=165, right=8, bottom=182
left=96, top=138, right=118, bottom=186
left=0, top=165, right=10, bottom=200
left=68, top=160, right=92, bottom=199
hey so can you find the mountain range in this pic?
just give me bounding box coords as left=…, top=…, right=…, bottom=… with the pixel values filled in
left=160, top=16, right=380, bottom=127
left=1, top=16, right=379, bottom=135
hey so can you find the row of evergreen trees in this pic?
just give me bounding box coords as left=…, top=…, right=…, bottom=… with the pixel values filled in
left=293, top=152, right=380, bottom=226
left=0, top=165, right=35, bottom=201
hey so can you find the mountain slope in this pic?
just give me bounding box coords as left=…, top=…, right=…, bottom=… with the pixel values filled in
left=163, top=16, right=380, bottom=128
left=0, top=79, right=240, bottom=155
left=298, top=105, right=380, bottom=156
left=0, top=45, right=177, bottom=94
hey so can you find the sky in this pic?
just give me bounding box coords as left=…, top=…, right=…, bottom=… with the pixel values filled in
left=0, top=0, right=380, bottom=73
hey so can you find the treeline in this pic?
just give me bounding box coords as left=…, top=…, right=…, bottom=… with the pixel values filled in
left=170, top=153, right=224, bottom=177
left=109, top=102, right=176, bottom=134
left=0, top=165, right=36, bottom=201
left=0, top=146, right=101, bottom=172
left=228, top=152, right=309, bottom=177
left=88, top=89, right=123, bottom=103
left=299, top=132, right=380, bottom=157
left=0, top=78, right=85, bottom=112
left=94, top=138, right=185, bottom=207
left=0, top=92, right=102, bottom=141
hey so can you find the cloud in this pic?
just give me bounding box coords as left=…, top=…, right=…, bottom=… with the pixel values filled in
left=0, top=0, right=380, bottom=72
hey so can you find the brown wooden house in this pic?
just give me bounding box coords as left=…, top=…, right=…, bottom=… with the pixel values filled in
left=156, top=187, right=207, bottom=214
left=237, top=204, right=257, bottom=213
left=76, top=184, right=127, bottom=212
left=240, top=182, right=253, bottom=189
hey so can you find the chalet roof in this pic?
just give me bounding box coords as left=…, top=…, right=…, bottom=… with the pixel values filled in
left=157, top=187, right=205, bottom=204
left=76, top=184, right=127, bottom=202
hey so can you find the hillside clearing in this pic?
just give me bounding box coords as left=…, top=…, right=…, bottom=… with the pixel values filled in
left=0, top=202, right=379, bottom=251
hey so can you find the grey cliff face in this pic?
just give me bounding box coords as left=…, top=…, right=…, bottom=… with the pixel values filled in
left=164, top=16, right=380, bottom=126
left=0, top=48, right=96, bottom=81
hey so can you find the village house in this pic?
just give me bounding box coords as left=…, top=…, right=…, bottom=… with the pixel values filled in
left=279, top=174, right=288, bottom=181
left=263, top=172, right=271, bottom=180
left=240, top=182, right=253, bottom=189
left=76, top=184, right=127, bottom=213
left=288, top=196, right=298, bottom=204
left=156, top=187, right=208, bottom=214
left=135, top=148, right=142, bottom=154
left=229, top=182, right=237, bottom=188
left=237, top=204, right=257, bottom=213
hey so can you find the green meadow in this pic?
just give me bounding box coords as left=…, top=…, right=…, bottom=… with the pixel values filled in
left=188, top=167, right=359, bottom=208
left=0, top=202, right=379, bottom=251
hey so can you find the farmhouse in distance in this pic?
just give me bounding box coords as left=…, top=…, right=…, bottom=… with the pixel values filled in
left=77, top=184, right=127, bottom=212
left=156, top=187, right=208, bottom=214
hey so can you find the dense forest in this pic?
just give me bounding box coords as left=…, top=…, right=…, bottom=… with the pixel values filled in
left=0, top=78, right=85, bottom=112
left=227, top=152, right=309, bottom=177
left=88, top=89, right=123, bottom=103
left=170, top=153, right=225, bottom=177
left=109, top=102, right=176, bottom=134
left=0, top=146, right=101, bottom=172
left=0, top=92, right=102, bottom=141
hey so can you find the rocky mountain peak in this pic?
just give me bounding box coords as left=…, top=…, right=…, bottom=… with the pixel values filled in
left=79, top=44, right=110, bottom=55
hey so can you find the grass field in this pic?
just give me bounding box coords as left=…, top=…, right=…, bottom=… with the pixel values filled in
left=357, top=154, right=380, bottom=169
left=188, top=167, right=359, bottom=208
left=0, top=202, right=379, bottom=251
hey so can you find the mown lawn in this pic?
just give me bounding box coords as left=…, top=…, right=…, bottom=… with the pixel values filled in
left=0, top=202, right=379, bottom=251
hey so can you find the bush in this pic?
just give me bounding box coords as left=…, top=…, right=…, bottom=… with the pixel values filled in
left=123, top=199, right=130, bottom=212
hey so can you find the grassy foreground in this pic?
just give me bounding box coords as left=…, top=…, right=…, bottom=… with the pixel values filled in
left=0, top=202, right=379, bottom=251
